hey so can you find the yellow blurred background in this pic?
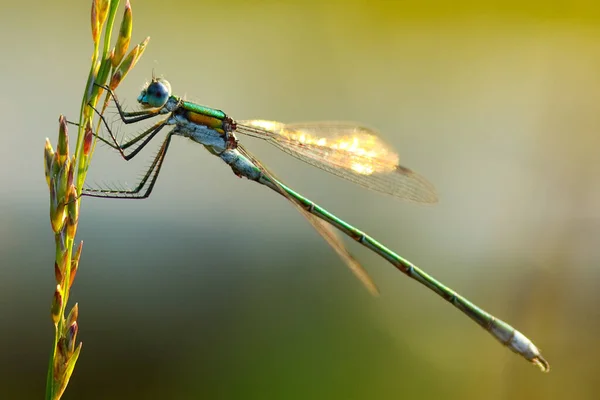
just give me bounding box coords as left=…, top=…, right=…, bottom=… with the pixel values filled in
left=1, top=0, right=598, bottom=399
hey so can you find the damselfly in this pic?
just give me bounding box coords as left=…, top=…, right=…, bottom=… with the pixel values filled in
left=84, top=78, right=549, bottom=372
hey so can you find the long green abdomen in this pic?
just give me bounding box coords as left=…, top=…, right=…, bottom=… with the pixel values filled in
left=259, top=172, right=549, bottom=372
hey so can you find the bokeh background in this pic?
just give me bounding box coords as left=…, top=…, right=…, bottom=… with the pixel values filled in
left=2, top=1, right=599, bottom=399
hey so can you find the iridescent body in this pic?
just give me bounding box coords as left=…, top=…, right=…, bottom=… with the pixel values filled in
left=85, top=78, right=549, bottom=372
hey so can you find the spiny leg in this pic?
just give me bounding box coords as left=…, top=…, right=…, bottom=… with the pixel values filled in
left=90, top=103, right=170, bottom=160
left=83, top=132, right=174, bottom=199
left=94, top=83, right=162, bottom=124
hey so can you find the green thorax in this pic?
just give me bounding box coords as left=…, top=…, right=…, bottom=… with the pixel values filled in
left=180, top=99, right=226, bottom=120
left=171, top=96, right=228, bottom=132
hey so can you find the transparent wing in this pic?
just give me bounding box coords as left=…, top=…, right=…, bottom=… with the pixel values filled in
left=236, top=121, right=438, bottom=203
left=236, top=144, right=380, bottom=296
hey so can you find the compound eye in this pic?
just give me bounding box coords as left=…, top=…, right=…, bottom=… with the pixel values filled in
left=138, top=79, right=171, bottom=108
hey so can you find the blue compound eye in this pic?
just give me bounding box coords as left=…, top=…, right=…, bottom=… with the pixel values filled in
left=138, top=78, right=171, bottom=108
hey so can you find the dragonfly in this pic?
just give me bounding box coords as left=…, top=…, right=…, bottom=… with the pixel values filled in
left=84, top=77, right=549, bottom=372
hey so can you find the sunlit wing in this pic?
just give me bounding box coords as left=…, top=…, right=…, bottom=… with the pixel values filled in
left=236, top=121, right=438, bottom=204
left=236, top=144, right=380, bottom=296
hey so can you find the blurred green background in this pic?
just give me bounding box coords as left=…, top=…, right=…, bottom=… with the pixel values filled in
left=1, top=0, right=599, bottom=399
